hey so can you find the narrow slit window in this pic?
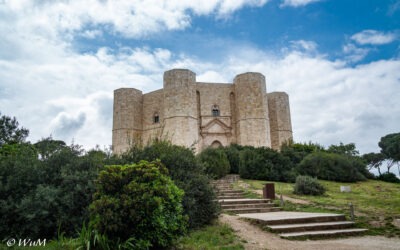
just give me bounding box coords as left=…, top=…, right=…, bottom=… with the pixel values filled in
left=212, top=105, right=220, bottom=117
left=153, top=112, right=159, bottom=123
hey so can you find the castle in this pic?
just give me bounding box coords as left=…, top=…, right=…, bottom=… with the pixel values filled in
left=112, top=69, right=293, bottom=154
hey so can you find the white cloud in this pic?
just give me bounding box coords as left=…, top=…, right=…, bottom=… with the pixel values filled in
left=280, top=0, right=320, bottom=8
left=342, top=43, right=370, bottom=62
left=351, top=30, right=398, bottom=45
left=0, top=0, right=268, bottom=40
left=290, top=40, right=318, bottom=53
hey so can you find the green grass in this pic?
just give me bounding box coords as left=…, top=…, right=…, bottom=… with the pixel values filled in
left=175, top=222, right=245, bottom=250
left=1, top=223, right=245, bottom=250
left=240, top=178, right=400, bottom=237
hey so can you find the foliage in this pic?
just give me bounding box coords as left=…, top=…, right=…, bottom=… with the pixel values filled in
left=327, top=142, right=359, bottom=156
left=376, top=172, right=400, bottom=183
left=239, top=146, right=295, bottom=182
left=222, top=144, right=241, bottom=174
left=90, top=160, right=187, bottom=249
left=176, top=222, right=244, bottom=250
left=0, top=112, right=29, bottom=146
left=293, top=175, right=326, bottom=195
left=117, top=141, right=219, bottom=229
left=297, top=152, right=368, bottom=182
left=197, top=147, right=230, bottom=179
left=280, top=141, right=325, bottom=165
left=379, top=133, right=400, bottom=173
left=363, top=152, right=385, bottom=175
left=0, top=138, right=103, bottom=239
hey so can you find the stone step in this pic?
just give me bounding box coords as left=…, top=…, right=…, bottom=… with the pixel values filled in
left=217, top=192, right=244, bottom=196
left=217, top=195, right=246, bottom=199
left=239, top=212, right=346, bottom=226
left=279, top=228, right=368, bottom=239
left=269, top=221, right=355, bottom=233
left=216, top=190, right=244, bottom=194
left=218, top=199, right=272, bottom=205
left=213, top=185, right=232, bottom=189
left=221, top=203, right=276, bottom=209
left=225, top=207, right=282, bottom=214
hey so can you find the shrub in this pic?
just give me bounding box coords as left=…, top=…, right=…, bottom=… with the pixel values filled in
left=223, top=144, right=241, bottom=174
left=118, top=141, right=219, bottom=229
left=90, top=160, right=187, bottom=249
left=197, top=147, right=230, bottom=179
left=281, top=141, right=325, bottom=165
left=0, top=140, right=103, bottom=239
left=239, top=147, right=295, bottom=182
left=377, top=172, right=400, bottom=183
left=293, top=175, right=326, bottom=195
left=297, top=152, right=367, bottom=182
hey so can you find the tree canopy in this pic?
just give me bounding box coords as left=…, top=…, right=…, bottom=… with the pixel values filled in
left=0, top=112, right=29, bottom=146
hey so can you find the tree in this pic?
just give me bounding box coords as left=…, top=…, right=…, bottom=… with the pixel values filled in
left=327, top=142, right=359, bottom=156
left=363, top=152, right=385, bottom=175
left=0, top=112, right=29, bottom=146
left=379, top=133, right=400, bottom=174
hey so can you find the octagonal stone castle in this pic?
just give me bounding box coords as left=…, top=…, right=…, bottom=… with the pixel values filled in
left=112, top=69, right=293, bottom=154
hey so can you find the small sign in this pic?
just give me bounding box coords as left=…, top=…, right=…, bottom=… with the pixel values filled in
left=340, top=186, right=351, bottom=192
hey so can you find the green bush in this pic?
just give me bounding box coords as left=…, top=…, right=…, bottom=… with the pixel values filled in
left=297, top=152, right=367, bottom=182
left=0, top=139, right=103, bottom=239
left=238, top=147, right=295, bottom=182
left=90, top=160, right=187, bottom=249
left=293, top=175, right=326, bottom=195
left=377, top=172, right=400, bottom=183
left=197, top=147, right=230, bottom=179
left=223, top=144, right=241, bottom=174
left=118, top=141, right=219, bottom=229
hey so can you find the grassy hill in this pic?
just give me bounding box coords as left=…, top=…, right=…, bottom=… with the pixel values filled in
left=238, top=179, right=400, bottom=237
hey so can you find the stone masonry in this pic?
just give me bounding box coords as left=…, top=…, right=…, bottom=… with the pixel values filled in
left=112, top=69, right=293, bottom=154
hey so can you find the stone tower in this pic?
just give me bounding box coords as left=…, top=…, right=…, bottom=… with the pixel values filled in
left=233, top=73, right=271, bottom=147
left=112, top=88, right=143, bottom=154
left=112, top=69, right=293, bottom=154
left=267, top=92, right=293, bottom=149
left=162, top=69, right=199, bottom=148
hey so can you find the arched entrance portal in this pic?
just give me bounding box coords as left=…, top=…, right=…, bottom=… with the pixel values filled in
left=211, top=140, right=223, bottom=148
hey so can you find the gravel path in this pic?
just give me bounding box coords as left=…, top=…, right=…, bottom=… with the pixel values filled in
left=220, top=214, right=400, bottom=250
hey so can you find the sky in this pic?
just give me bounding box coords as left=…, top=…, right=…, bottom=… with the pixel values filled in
left=0, top=0, right=399, bottom=155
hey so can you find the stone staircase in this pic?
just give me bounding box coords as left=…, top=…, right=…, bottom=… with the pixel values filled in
left=213, top=175, right=367, bottom=239
left=212, top=175, right=282, bottom=214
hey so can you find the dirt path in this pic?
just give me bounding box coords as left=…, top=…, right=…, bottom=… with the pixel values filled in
left=220, top=214, right=400, bottom=250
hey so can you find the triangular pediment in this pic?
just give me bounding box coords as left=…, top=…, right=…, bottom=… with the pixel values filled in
left=201, top=119, right=231, bottom=135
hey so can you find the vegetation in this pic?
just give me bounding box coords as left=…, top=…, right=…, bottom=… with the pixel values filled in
left=239, top=146, right=295, bottom=182
left=90, top=160, right=187, bottom=249
left=0, top=137, right=103, bottom=239
left=176, top=222, right=244, bottom=250
left=363, top=132, right=400, bottom=182
left=240, top=178, right=400, bottom=237
left=118, top=141, right=219, bottom=229
left=198, top=147, right=230, bottom=179
left=293, top=175, right=326, bottom=196
left=376, top=172, right=400, bottom=183
left=0, top=112, right=29, bottom=146
left=297, top=152, right=368, bottom=182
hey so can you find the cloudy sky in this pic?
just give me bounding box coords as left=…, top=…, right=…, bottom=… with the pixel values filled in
left=0, top=0, right=399, bottom=154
